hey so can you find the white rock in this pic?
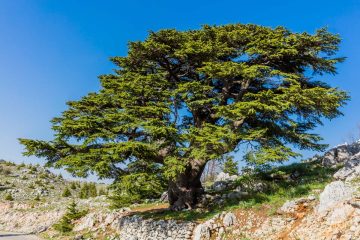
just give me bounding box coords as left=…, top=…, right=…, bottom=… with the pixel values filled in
left=321, top=141, right=360, bottom=167
left=193, top=223, right=210, bottom=240
left=326, top=204, right=354, bottom=225
left=333, top=154, right=360, bottom=181
left=279, top=198, right=309, bottom=214
left=317, top=181, right=355, bottom=214
left=223, top=212, right=237, bottom=227
left=215, top=172, right=237, bottom=182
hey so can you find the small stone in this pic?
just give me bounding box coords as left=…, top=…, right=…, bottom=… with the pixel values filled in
left=223, top=212, right=237, bottom=227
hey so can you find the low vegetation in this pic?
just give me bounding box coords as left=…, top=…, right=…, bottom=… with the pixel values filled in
left=0, top=160, right=107, bottom=202
left=53, top=201, right=88, bottom=233
left=138, top=161, right=336, bottom=221
left=4, top=193, right=14, bottom=201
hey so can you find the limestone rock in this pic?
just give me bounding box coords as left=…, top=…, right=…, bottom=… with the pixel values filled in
left=215, top=172, right=238, bottom=182
left=333, top=153, right=360, bottom=181
left=223, top=212, right=236, bottom=227
left=279, top=196, right=315, bottom=214
left=317, top=181, right=355, bottom=214
left=326, top=203, right=354, bottom=225
left=193, top=223, right=210, bottom=240
left=321, top=141, right=360, bottom=167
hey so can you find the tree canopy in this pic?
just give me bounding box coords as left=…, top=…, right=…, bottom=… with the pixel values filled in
left=20, top=24, right=349, bottom=209
left=223, top=156, right=238, bottom=176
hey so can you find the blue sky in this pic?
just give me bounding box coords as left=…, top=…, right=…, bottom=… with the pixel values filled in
left=1, top=0, right=360, bottom=177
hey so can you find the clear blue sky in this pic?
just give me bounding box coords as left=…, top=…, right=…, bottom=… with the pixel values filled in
left=1, top=0, right=360, bottom=173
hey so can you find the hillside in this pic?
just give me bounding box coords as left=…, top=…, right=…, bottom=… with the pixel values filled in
left=0, top=161, right=109, bottom=236
left=1, top=141, right=360, bottom=239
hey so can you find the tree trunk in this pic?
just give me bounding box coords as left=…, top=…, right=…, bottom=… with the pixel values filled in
left=168, top=162, right=205, bottom=211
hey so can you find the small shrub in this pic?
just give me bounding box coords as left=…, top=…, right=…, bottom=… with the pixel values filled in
left=5, top=193, right=14, bottom=201
left=21, top=175, right=28, bottom=180
left=5, top=161, right=15, bottom=166
left=29, top=165, right=37, bottom=172
left=98, top=188, right=107, bottom=196
left=34, top=179, right=44, bottom=186
left=89, top=183, right=97, bottom=197
left=34, top=194, right=40, bottom=201
left=79, top=182, right=97, bottom=199
left=62, top=187, right=72, bottom=197
left=39, top=173, right=48, bottom=179
left=53, top=201, right=88, bottom=233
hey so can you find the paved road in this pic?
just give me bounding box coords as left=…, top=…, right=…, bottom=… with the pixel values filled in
left=0, top=232, right=40, bottom=240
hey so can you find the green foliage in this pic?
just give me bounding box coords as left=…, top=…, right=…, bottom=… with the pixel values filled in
left=34, top=194, right=40, bottom=201
left=223, top=156, right=238, bottom=175
left=70, top=182, right=77, bottom=190
left=78, top=183, right=88, bottom=199
left=29, top=165, right=37, bottom=172
left=4, top=193, right=14, bottom=201
left=34, top=179, right=44, bottom=187
left=2, top=161, right=16, bottom=167
left=244, top=146, right=302, bottom=165
left=110, top=172, right=166, bottom=207
left=39, top=173, right=49, bottom=179
left=20, top=175, right=28, bottom=180
left=62, top=187, right=72, bottom=197
left=19, top=24, right=349, bottom=207
left=79, top=182, right=97, bottom=199
left=53, top=201, right=88, bottom=233
left=98, top=188, right=107, bottom=196
left=88, top=183, right=97, bottom=197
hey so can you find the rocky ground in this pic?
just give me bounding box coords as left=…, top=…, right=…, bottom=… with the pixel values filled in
left=0, top=161, right=108, bottom=234
left=1, top=141, right=360, bottom=239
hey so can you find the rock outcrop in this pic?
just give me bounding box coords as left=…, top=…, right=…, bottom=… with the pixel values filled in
left=319, top=140, right=360, bottom=167
left=333, top=152, right=360, bottom=181
left=317, top=181, right=355, bottom=214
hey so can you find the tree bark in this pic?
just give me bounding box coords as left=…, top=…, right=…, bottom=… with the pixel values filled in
left=168, top=162, right=205, bottom=210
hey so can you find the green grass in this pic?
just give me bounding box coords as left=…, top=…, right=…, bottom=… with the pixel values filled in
left=138, top=162, right=337, bottom=222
